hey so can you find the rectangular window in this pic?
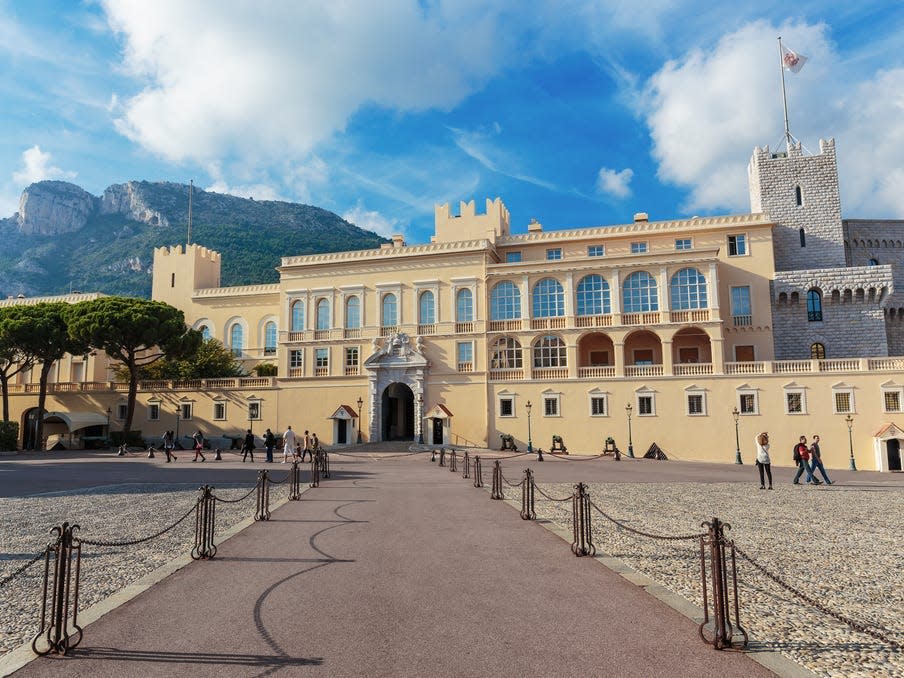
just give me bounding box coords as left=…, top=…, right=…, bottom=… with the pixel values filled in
left=731, top=286, right=752, bottom=325
left=213, top=402, right=226, bottom=420
left=735, top=345, right=755, bottom=362
left=833, top=391, right=853, bottom=414
left=248, top=402, right=261, bottom=421
left=505, top=251, right=522, bottom=263
left=785, top=391, right=805, bottom=414
left=345, top=347, right=359, bottom=369
left=456, top=341, right=473, bottom=372
left=589, top=350, right=609, bottom=366
left=675, top=238, right=692, bottom=251
left=638, top=395, right=654, bottom=415
left=728, top=234, right=748, bottom=256
left=117, top=404, right=128, bottom=420
left=546, top=248, right=562, bottom=261
left=179, top=402, right=193, bottom=421
left=588, top=245, right=605, bottom=257
left=738, top=392, right=758, bottom=415
left=590, top=396, right=607, bottom=416
left=499, top=397, right=514, bottom=417
left=315, top=348, right=329, bottom=369
left=687, top=393, right=705, bottom=415
left=883, top=389, right=902, bottom=413
left=630, top=241, right=648, bottom=254
left=633, top=349, right=654, bottom=365
left=148, top=403, right=160, bottom=421
left=290, top=350, right=303, bottom=369
left=543, top=396, right=560, bottom=417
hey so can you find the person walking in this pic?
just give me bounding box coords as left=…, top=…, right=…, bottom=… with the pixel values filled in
left=264, top=428, right=276, bottom=463
left=300, top=430, right=312, bottom=462
left=809, top=434, right=833, bottom=485
left=162, top=429, right=177, bottom=463
left=754, top=432, right=772, bottom=489
left=792, top=435, right=820, bottom=485
left=192, top=430, right=206, bottom=462
left=241, top=429, right=255, bottom=462
left=282, top=426, right=297, bottom=463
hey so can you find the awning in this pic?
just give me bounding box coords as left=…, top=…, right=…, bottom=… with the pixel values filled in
left=43, top=411, right=109, bottom=432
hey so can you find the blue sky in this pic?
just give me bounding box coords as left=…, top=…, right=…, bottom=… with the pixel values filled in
left=1, top=1, right=903, bottom=245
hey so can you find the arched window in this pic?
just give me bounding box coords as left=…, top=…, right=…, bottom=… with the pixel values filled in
left=230, top=324, right=244, bottom=357
left=670, top=268, right=708, bottom=310
left=456, top=289, right=473, bottom=322
left=810, top=342, right=826, bottom=359
left=807, top=289, right=823, bottom=321
left=419, top=291, right=435, bottom=324
left=533, top=335, right=566, bottom=368
left=489, top=337, right=522, bottom=369
left=198, top=325, right=211, bottom=340
left=795, top=185, right=802, bottom=206
left=316, top=298, right=330, bottom=330
left=623, top=271, right=659, bottom=312
left=799, top=228, right=806, bottom=247
left=291, top=300, right=305, bottom=331
left=264, top=321, right=277, bottom=355
left=381, top=293, right=398, bottom=327
left=345, top=296, right=360, bottom=329
left=868, top=258, right=879, bottom=266
left=532, top=278, right=565, bottom=318
left=576, top=275, right=611, bottom=316
left=490, top=281, right=521, bottom=321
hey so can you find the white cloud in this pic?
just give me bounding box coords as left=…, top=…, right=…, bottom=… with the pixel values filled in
left=205, top=180, right=281, bottom=202
left=342, top=203, right=401, bottom=238
left=12, top=145, right=77, bottom=186
left=596, top=167, right=633, bottom=198
left=642, top=19, right=904, bottom=217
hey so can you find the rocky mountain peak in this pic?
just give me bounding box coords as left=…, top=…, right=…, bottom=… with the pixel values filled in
left=15, top=181, right=98, bottom=235
left=101, top=181, right=170, bottom=228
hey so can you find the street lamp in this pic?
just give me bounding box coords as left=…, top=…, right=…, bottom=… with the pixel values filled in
left=526, top=400, right=535, bottom=457
left=106, top=407, right=111, bottom=446
left=845, top=414, right=857, bottom=471
left=732, top=406, right=742, bottom=464
left=357, top=396, right=364, bottom=444
left=175, top=405, right=181, bottom=443
left=417, top=393, right=424, bottom=444
left=625, top=403, right=635, bottom=458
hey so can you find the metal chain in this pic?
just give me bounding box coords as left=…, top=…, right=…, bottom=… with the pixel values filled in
left=267, top=472, right=291, bottom=485
left=532, top=483, right=572, bottom=503
left=588, top=499, right=705, bottom=541
left=546, top=453, right=607, bottom=462
left=733, top=543, right=903, bottom=649
left=499, top=472, right=523, bottom=488
left=210, top=482, right=260, bottom=504
left=80, top=500, right=199, bottom=547
left=0, top=542, right=54, bottom=589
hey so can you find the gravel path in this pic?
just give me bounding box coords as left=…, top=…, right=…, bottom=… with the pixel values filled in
left=0, top=480, right=288, bottom=658
left=518, top=481, right=903, bottom=678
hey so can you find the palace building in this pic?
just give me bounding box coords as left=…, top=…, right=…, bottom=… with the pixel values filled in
left=5, top=137, right=904, bottom=471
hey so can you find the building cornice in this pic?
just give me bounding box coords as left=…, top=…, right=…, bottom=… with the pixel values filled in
left=279, top=239, right=494, bottom=270
left=192, top=283, right=280, bottom=299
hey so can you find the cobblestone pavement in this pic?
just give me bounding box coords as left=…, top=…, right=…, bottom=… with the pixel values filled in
left=517, top=480, right=903, bottom=678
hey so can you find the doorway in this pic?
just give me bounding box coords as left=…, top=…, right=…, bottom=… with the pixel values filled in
left=382, top=382, right=414, bottom=441
left=432, top=418, right=443, bottom=445
left=888, top=439, right=902, bottom=472
left=337, top=420, right=348, bottom=445
left=22, top=407, right=42, bottom=450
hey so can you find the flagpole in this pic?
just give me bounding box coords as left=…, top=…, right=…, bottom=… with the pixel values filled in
left=778, top=36, right=792, bottom=152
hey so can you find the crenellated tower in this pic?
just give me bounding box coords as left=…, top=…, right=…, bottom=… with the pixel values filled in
left=151, top=244, right=221, bottom=308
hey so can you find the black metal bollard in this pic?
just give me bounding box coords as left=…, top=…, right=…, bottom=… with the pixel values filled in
left=310, top=454, right=320, bottom=488
left=430, top=449, right=436, bottom=462
left=32, top=523, right=83, bottom=656
left=438, top=448, right=446, bottom=467
left=214, top=448, right=223, bottom=461
left=698, top=517, right=748, bottom=650
left=255, top=470, right=271, bottom=521
left=473, top=455, right=483, bottom=488
left=191, top=485, right=217, bottom=560
left=520, top=469, right=536, bottom=520
left=289, top=460, right=301, bottom=500
left=571, top=483, right=595, bottom=556
left=322, top=451, right=330, bottom=478
left=147, top=445, right=155, bottom=459
left=449, top=450, right=457, bottom=472
left=491, top=460, right=504, bottom=499
left=462, top=451, right=470, bottom=479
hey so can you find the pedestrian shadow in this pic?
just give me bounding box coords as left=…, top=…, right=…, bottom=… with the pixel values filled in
left=67, top=646, right=323, bottom=667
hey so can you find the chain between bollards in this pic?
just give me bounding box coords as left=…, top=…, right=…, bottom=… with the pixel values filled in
left=255, top=471, right=271, bottom=521
left=191, top=485, right=217, bottom=560
left=491, top=460, right=504, bottom=499
left=462, top=451, right=470, bottom=478
left=698, top=517, right=748, bottom=650
left=31, top=523, right=83, bottom=656
left=520, top=469, right=536, bottom=520
left=473, top=455, right=483, bottom=487
left=449, top=450, right=457, bottom=472
left=571, top=483, right=595, bottom=556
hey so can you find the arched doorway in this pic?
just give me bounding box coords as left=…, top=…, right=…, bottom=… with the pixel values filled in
left=382, top=382, right=414, bottom=441
left=22, top=407, right=42, bottom=450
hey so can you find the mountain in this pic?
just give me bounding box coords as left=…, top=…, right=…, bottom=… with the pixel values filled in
left=0, top=180, right=389, bottom=298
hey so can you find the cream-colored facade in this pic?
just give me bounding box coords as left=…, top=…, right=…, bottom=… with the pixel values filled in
left=4, top=140, right=904, bottom=471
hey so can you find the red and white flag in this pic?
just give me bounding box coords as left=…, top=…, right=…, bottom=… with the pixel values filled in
left=781, top=45, right=807, bottom=73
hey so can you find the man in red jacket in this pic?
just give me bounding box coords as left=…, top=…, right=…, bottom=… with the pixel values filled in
left=793, top=435, right=821, bottom=485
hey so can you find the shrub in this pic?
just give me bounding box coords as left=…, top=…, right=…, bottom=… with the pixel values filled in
left=0, top=421, right=19, bottom=451
left=110, top=430, right=144, bottom=447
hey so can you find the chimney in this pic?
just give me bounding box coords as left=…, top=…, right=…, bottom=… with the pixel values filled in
left=527, top=218, right=543, bottom=233
left=391, top=234, right=406, bottom=248
left=633, top=212, right=649, bottom=223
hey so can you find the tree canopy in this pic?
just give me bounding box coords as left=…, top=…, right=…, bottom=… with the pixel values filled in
left=115, top=337, right=245, bottom=381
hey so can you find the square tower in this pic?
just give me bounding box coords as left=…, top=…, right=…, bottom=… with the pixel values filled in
left=748, top=139, right=846, bottom=271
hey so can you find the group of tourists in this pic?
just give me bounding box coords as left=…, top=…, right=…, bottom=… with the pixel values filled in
left=754, top=431, right=834, bottom=489
left=272, top=426, right=320, bottom=464
left=158, top=427, right=320, bottom=464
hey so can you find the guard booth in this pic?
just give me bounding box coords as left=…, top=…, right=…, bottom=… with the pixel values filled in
left=328, top=405, right=360, bottom=446
left=874, top=423, right=904, bottom=471
left=426, top=403, right=452, bottom=446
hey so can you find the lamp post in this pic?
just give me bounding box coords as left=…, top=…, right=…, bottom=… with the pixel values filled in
left=845, top=414, right=857, bottom=471
left=417, top=393, right=424, bottom=444
left=732, top=406, right=742, bottom=464
left=526, top=400, right=535, bottom=456
left=357, top=396, right=364, bottom=444
left=625, top=403, right=634, bottom=458
left=175, top=405, right=181, bottom=443
left=106, top=407, right=111, bottom=446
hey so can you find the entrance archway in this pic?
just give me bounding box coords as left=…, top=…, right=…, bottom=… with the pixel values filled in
left=22, top=407, right=42, bottom=450
left=382, top=382, right=414, bottom=441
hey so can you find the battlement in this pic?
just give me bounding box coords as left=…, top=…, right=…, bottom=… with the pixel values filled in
left=433, top=197, right=510, bottom=244
left=154, top=243, right=222, bottom=263
left=152, top=243, right=222, bottom=303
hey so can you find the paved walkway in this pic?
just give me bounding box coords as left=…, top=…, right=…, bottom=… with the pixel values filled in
left=13, top=453, right=775, bottom=677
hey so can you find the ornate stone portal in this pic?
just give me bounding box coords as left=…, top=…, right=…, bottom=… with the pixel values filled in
left=363, top=332, right=428, bottom=442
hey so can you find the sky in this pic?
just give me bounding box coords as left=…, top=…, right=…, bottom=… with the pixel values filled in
left=1, top=1, right=903, bottom=245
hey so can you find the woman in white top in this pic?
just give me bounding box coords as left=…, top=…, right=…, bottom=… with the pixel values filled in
left=754, top=432, right=773, bottom=490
